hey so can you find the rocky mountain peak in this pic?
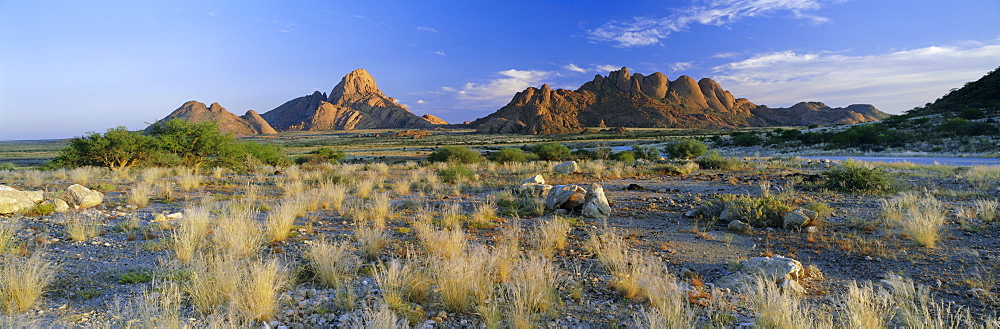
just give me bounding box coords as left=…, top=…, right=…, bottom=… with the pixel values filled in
left=330, top=68, right=381, bottom=100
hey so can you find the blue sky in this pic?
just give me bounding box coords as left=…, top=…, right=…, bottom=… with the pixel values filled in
left=1, top=0, right=999, bottom=140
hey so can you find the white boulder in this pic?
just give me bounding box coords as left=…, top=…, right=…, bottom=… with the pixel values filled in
left=553, top=161, right=579, bottom=175
left=582, top=183, right=611, bottom=220
left=545, top=185, right=586, bottom=211
left=67, top=184, right=103, bottom=209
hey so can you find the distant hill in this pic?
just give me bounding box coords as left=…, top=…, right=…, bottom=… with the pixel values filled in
left=471, top=67, right=887, bottom=134
left=150, top=101, right=276, bottom=136
left=149, top=69, right=444, bottom=135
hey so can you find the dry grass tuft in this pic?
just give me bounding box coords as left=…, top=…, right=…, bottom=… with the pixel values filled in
left=508, top=255, right=558, bottom=313
left=176, top=169, right=202, bottom=191
left=0, top=219, right=21, bottom=255
left=355, top=224, right=390, bottom=261
left=751, top=276, right=833, bottom=329
left=882, top=192, right=945, bottom=248
left=418, top=226, right=466, bottom=259
left=127, top=182, right=153, bottom=208
left=265, top=199, right=302, bottom=243
left=0, top=251, right=57, bottom=314
left=842, top=280, right=893, bottom=329
left=534, top=216, right=571, bottom=258
left=305, top=237, right=359, bottom=289
left=974, top=199, right=998, bottom=223
left=374, top=258, right=407, bottom=308
left=65, top=215, right=102, bottom=242
left=468, top=201, right=498, bottom=228
left=231, top=258, right=289, bottom=322
left=172, top=205, right=212, bottom=263
left=108, top=280, right=184, bottom=327
left=213, top=202, right=263, bottom=259
left=346, top=303, right=404, bottom=328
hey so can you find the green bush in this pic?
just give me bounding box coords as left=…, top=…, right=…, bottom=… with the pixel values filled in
left=295, top=147, right=346, bottom=165
left=731, top=132, right=763, bottom=146
left=427, top=146, right=482, bottom=164
left=437, top=166, right=476, bottom=184
left=823, top=159, right=896, bottom=194
left=531, top=143, right=570, bottom=161
left=611, top=151, right=635, bottom=163
left=0, top=163, right=15, bottom=171
left=652, top=161, right=699, bottom=176
left=663, top=139, right=707, bottom=159
left=695, top=194, right=791, bottom=228
left=695, top=150, right=744, bottom=170
left=631, top=145, right=660, bottom=161
left=959, top=108, right=986, bottom=120
left=489, top=147, right=528, bottom=163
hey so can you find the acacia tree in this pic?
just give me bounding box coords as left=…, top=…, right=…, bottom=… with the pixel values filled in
left=145, top=119, right=234, bottom=171
left=50, top=127, right=158, bottom=171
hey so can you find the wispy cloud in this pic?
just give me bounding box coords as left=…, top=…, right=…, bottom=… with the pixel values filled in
left=669, top=61, right=694, bottom=72
left=417, top=26, right=438, bottom=33
left=590, top=0, right=831, bottom=47
left=432, top=50, right=446, bottom=56
left=450, top=69, right=553, bottom=101
left=711, top=40, right=1000, bottom=113
left=594, top=64, right=621, bottom=73
left=565, top=63, right=586, bottom=73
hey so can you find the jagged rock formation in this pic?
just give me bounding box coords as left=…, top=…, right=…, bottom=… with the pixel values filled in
left=751, top=102, right=890, bottom=126
left=152, top=101, right=277, bottom=136
left=472, top=67, right=886, bottom=134
left=261, top=69, right=434, bottom=130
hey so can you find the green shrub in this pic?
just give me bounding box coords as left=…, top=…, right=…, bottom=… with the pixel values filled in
left=532, top=143, right=570, bottom=161
left=0, top=163, right=15, bottom=171
left=118, top=271, right=154, bottom=284
left=695, top=150, right=744, bottom=170
left=296, top=147, right=346, bottom=165
left=959, top=108, right=985, bottom=120
left=437, top=166, right=476, bottom=184
left=631, top=145, right=660, bottom=161
left=731, top=132, right=763, bottom=146
left=695, top=194, right=791, bottom=228
left=611, top=151, right=635, bottom=163
left=427, top=146, right=483, bottom=164
left=823, top=159, right=896, bottom=194
left=663, top=139, right=707, bottom=159
left=489, top=147, right=528, bottom=163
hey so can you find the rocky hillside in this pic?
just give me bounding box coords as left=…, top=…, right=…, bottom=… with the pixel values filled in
left=261, top=69, right=441, bottom=131
left=150, top=101, right=277, bottom=136
left=150, top=69, right=444, bottom=134
left=472, top=67, right=887, bottom=134
left=751, top=102, right=890, bottom=126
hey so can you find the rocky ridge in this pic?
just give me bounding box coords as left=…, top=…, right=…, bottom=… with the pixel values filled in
left=472, top=67, right=888, bottom=134
left=151, top=69, right=445, bottom=134
left=151, top=101, right=277, bottom=136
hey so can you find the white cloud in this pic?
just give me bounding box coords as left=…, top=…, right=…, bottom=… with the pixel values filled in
left=416, top=99, right=425, bottom=104
left=590, top=0, right=831, bottom=47
left=565, top=63, right=586, bottom=73
left=417, top=26, right=437, bottom=33
left=669, top=61, right=694, bottom=72
left=451, top=69, right=553, bottom=101
left=594, top=64, right=621, bottom=73
left=711, top=40, right=1000, bottom=113
left=432, top=50, right=446, bottom=56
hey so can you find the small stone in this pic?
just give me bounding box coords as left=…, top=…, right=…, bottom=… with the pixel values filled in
left=728, top=220, right=751, bottom=233
left=521, top=174, right=545, bottom=185
left=782, top=209, right=811, bottom=229
left=166, top=212, right=184, bottom=220
left=684, top=209, right=698, bottom=218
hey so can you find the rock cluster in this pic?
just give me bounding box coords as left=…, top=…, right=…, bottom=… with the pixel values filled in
left=471, top=67, right=888, bottom=134
left=518, top=174, right=610, bottom=220
left=716, top=255, right=812, bottom=294
left=0, top=184, right=103, bottom=214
